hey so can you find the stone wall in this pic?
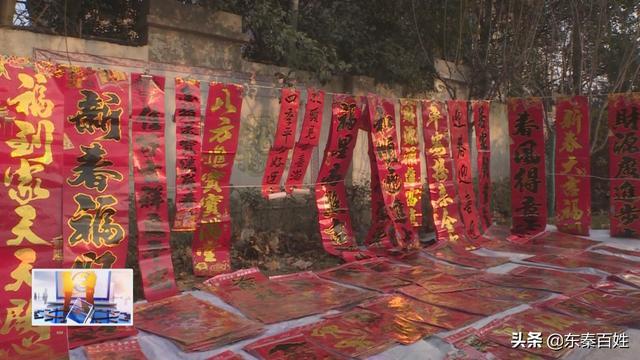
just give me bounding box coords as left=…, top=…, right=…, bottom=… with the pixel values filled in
left=0, top=0, right=510, bottom=202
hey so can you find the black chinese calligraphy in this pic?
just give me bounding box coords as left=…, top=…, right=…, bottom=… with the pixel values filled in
left=68, top=193, right=124, bottom=247
left=67, top=143, right=123, bottom=191
left=68, top=89, right=123, bottom=140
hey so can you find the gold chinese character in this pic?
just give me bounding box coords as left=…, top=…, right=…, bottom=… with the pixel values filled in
left=7, top=73, right=54, bottom=118
left=202, top=171, right=223, bottom=193
left=429, top=133, right=446, bottom=157
left=405, top=167, right=417, bottom=184
left=562, top=176, right=580, bottom=197
left=4, top=159, right=49, bottom=206
left=426, top=105, right=441, bottom=128
left=403, top=126, right=418, bottom=146
left=560, top=199, right=583, bottom=221
left=4, top=248, right=35, bottom=291
left=561, top=108, right=581, bottom=133
left=435, top=183, right=453, bottom=208
left=7, top=205, right=48, bottom=246
left=5, top=119, right=54, bottom=164
left=211, top=88, right=237, bottom=113
left=432, top=158, right=449, bottom=182
left=68, top=193, right=125, bottom=247
left=560, top=132, right=582, bottom=153
left=208, top=119, right=234, bottom=144
left=202, top=193, right=223, bottom=217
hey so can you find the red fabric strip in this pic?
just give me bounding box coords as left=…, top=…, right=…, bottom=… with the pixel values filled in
left=448, top=100, right=482, bottom=240
left=315, top=95, right=372, bottom=260
left=366, top=95, right=419, bottom=251
left=284, top=88, right=325, bottom=193
left=554, top=96, right=591, bottom=235
left=608, top=93, right=640, bottom=238
left=399, top=100, right=423, bottom=228
left=472, top=100, right=492, bottom=231
left=0, top=56, right=69, bottom=359
left=59, top=66, right=130, bottom=268
left=193, top=83, right=243, bottom=276
left=261, top=88, right=301, bottom=197
left=421, top=100, right=465, bottom=245
left=173, top=78, right=202, bottom=231
left=131, top=73, right=178, bottom=301
left=508, top=98, right=547, bottom=236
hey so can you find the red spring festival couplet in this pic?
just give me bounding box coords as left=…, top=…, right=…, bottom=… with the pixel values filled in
left=421, top=100, right=465, bottom=244
left=0, top=56, right=69, bottom=358
left=365, top=95, right=418, bottom=251
left=316, top=95, right=371, bottom=261
left=262, top=87, right=301, bottom=196
left=284, top=88, right=324, bottom=192
left=508, top=98, right=547, bottom=236
left=59, top=66, right=130, bottom=268
left=174, top=78, right=202, bottom=231
left=554, top=96, right=590, bottom=235
left=608, top=93, right=640, bottom=238
left=193, top=82, right=243, bottom=276
left=447, top=100, right=482, bottom=239
left=472, top=100, right=492, bottom=232
left=399, top=100, right=423, bottom=228
left=131, top=73, right=178, bottom=301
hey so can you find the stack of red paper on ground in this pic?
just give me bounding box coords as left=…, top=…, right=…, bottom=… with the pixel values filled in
left=610, top=269, right=640, bottom=289
left=134, top=294, right=263, bottom=352
left=244, top=294, right=460, bottom=359
left=84, top=339, right=147, bottom=360
left=476, top=266, right=600, bottom=294
left=200, top=268, right=374, bottom=323
left=477, top=308, right=624, bottom=359
left=528, top=231, right=600, bottom=249
left=317, top=261, right=412, bottom=292
left=400, top=255, right=479, bottom=276
left=444, top=327, right=546, bottom=359
left=206, top=350, right=246, bottom=360
left=69, top=326, right=138, bottom=348
left=591, top=245, right=640, bottom=258
left=524, top=250, right=640, bottom=274
left=423, top=243, right=510, bottom=269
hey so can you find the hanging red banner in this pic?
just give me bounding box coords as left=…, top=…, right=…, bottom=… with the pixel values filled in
left=173, top=78, right=202, bottom=231
left=508, top=98, right=547, bottom=236
left=555, top=96, right=591, bottom=235
left=59, top=66, right=130, bottom=268
left=472, top=100, right=492, bottom=232
left=131, top=73, right=178, bottom=301
left=316, top=95, right=372, bottom=260
left=192, top=83, right=242, bottom=276
left=608, top=93, right=640, bottom=238
left=0, top=56, right=69, bottom=359
left=421, top=100, right=465, bottom=244
left=399, top=99, right=423, bottom=228
left=273, top=87, right=301, bottom=149
left=284, top=88, right=324, bottom=192
left=365, top=133, right=396, bottom=251
left=366, top=95, right=418, bottom=251
left=261, top=88, right=300, bottom=197
left=448, top=100, right=482, bottom=239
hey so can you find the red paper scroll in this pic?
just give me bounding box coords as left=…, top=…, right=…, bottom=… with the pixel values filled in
left=366, top=95, right=418, bottom=250
left=262, top=88, right=300, bottom=196
left=316, top=95, right=371, bottom=260
left=173, top=78, right=202, bottom=231
left=608, top=93, right=640, bottom=238
left=60, top=67, right=130, bottom=268
left=472, top=101, right=492, bottom=231
left=421, top=100, right=464, bottom=244
left=508, top=98, right=547, bottom=236
left=0, top=56, right=69, bottom=359
left=555, top=96, right=591, bottom=235
left=193, top=83, right=242, bottom=276
left=284, top=88, right=324, bottom=192
left=399, top=100, right=423, bottom=228
left=448, top=100, right=482, bottom=239
left=131, top=74, right=178, bottom=301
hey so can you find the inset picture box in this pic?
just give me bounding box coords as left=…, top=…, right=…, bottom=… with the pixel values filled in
left=32, top=269, right=133, bottom=326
